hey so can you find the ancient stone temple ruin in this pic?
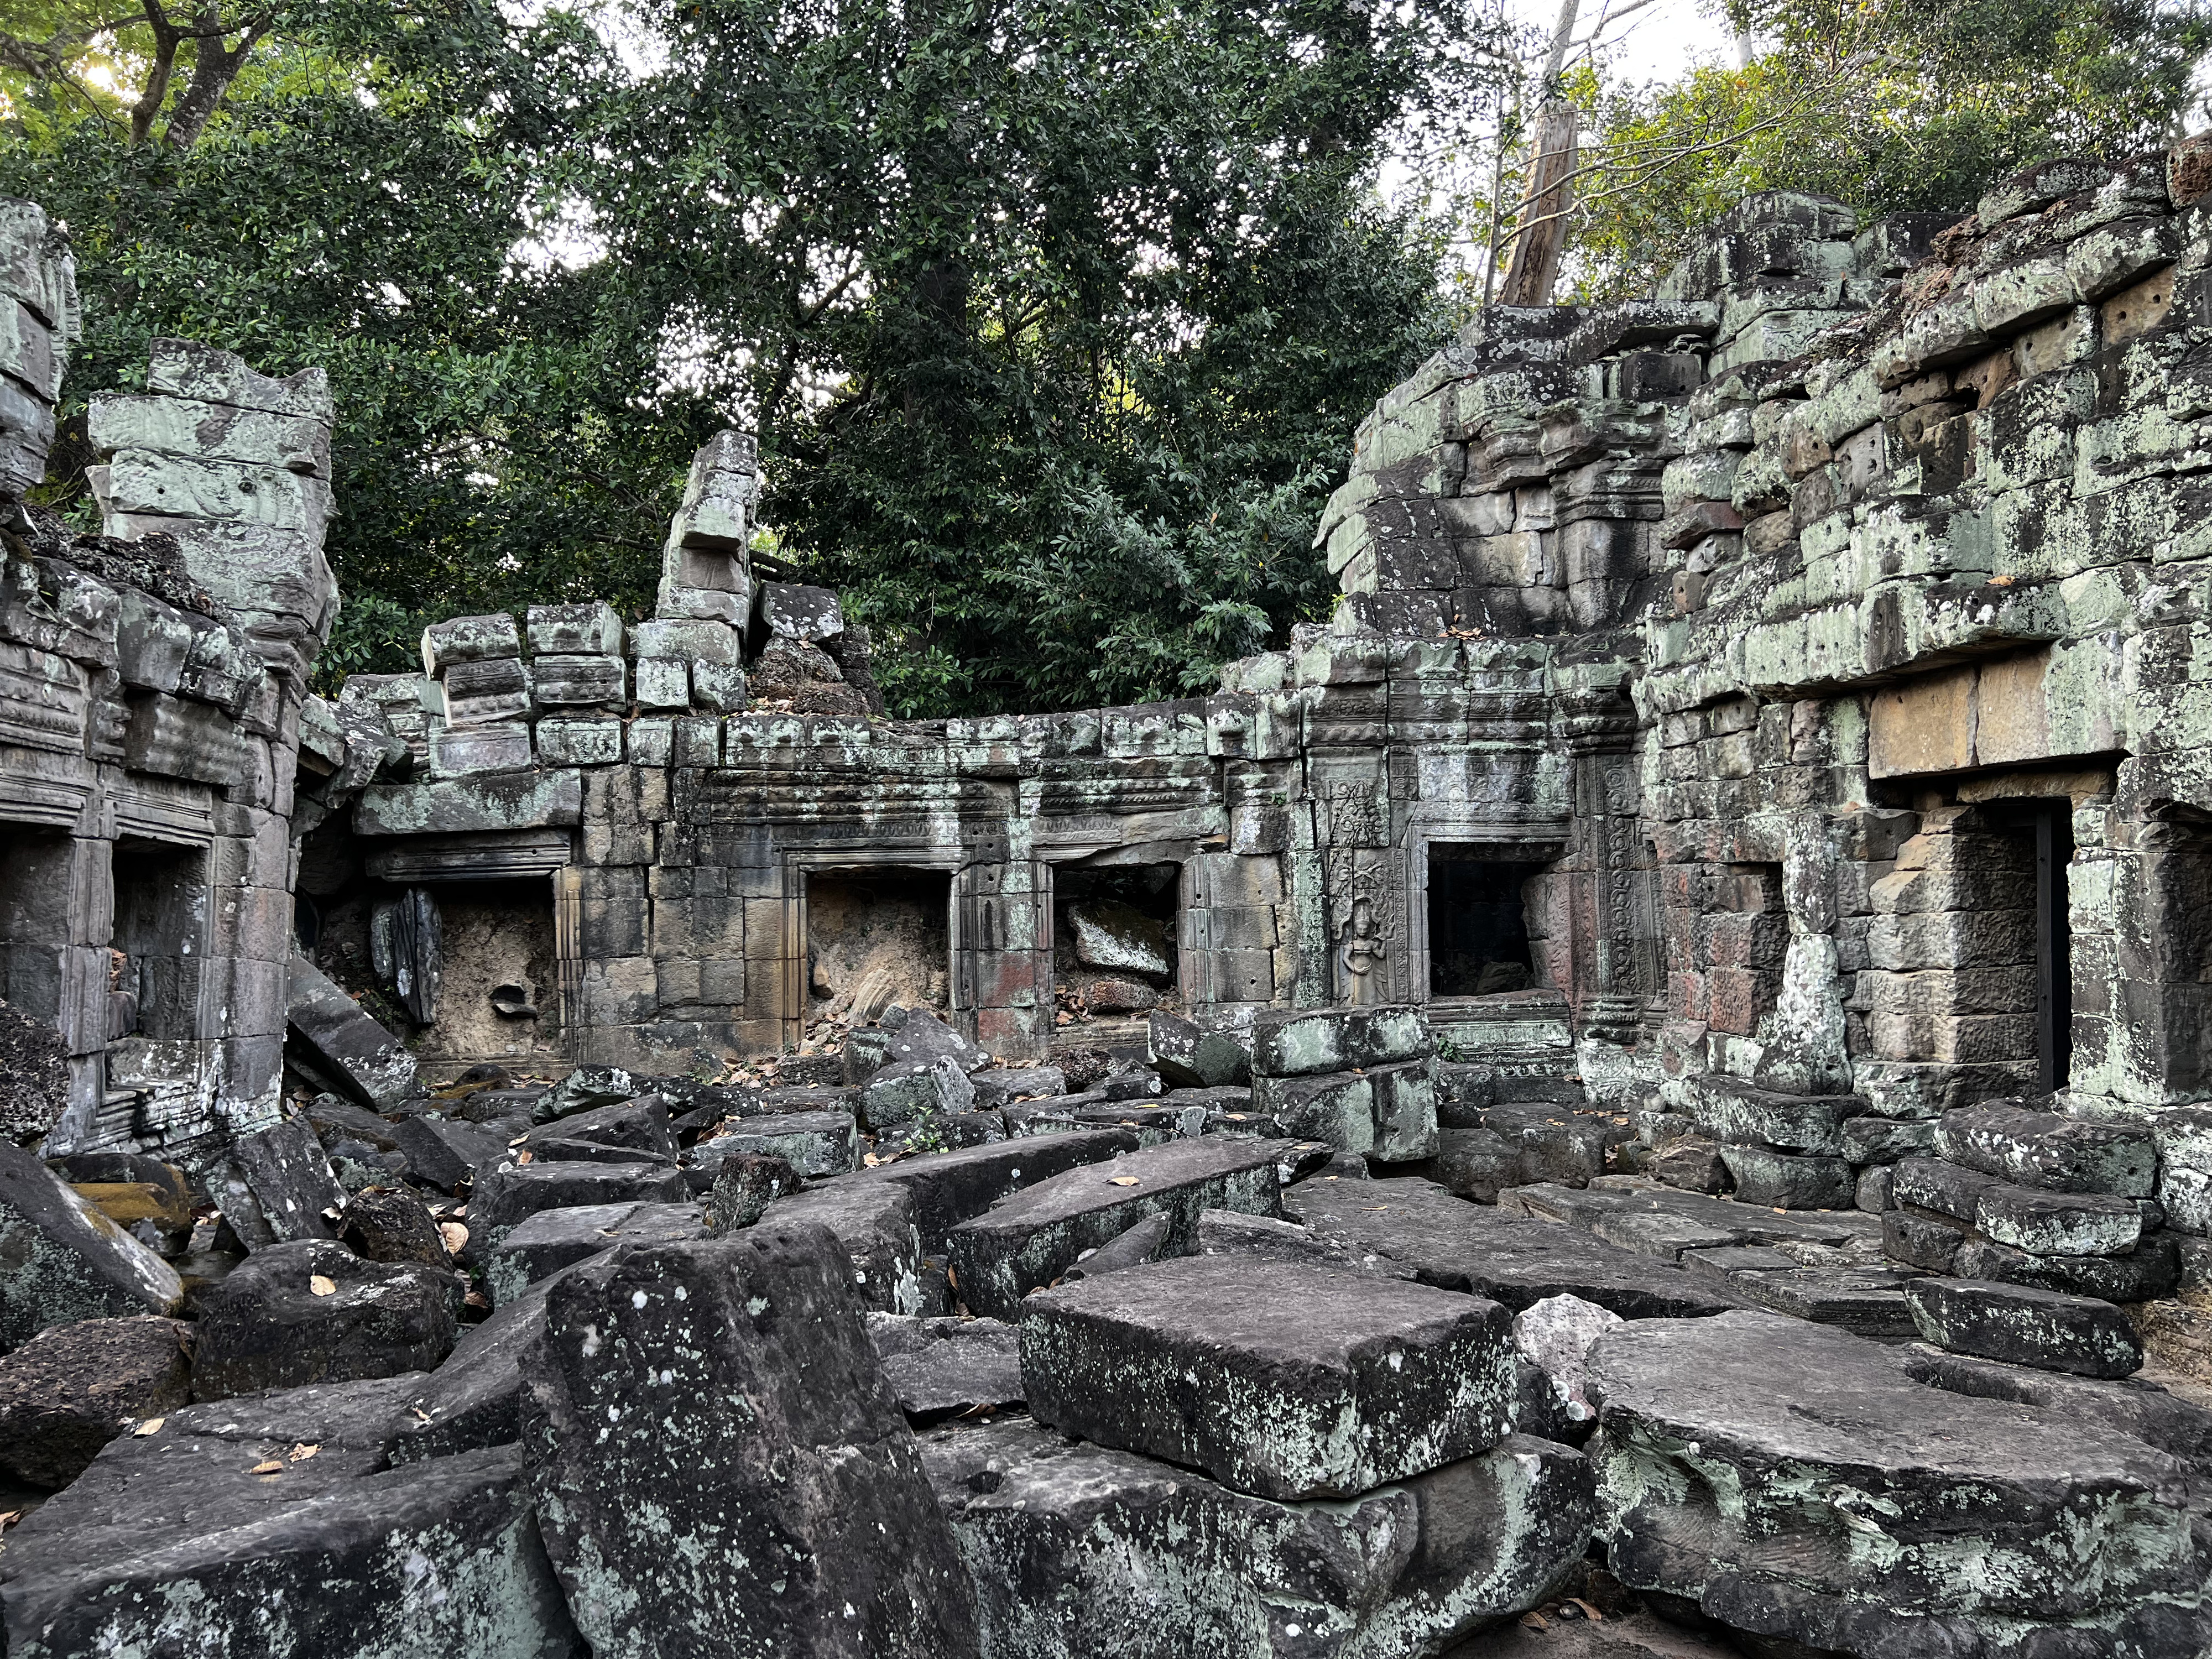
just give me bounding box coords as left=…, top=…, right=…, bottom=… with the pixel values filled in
left=6, top=138, right=2212, bottom=1658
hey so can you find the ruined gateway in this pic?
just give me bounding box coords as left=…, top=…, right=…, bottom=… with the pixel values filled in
left=3, top=134, right=2212, bottom=1659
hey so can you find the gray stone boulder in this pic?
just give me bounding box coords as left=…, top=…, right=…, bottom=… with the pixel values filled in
left=391, top=1113, right=512, bottom=1192
left=191, top=1238, right=457, bottom=1402
left=696, top=1109, right=857, bottom=1176
left=529, top=1064, right=639, bottom=1125
left=847, top=1127, right=1141, bottom=1254
left=339, top=1186, right=450, bottom=1267
left=1250, top=1005, right=1428, bottom=1077
left=0, top=1314, right=190, bottom=1487
left=2, top=1376, right=577, bottom=1659
left=862, top=1055, right=975, bottom=1132
left=463, top=1159, right=690, bottom=1259
left=1585, top=1310, right=2209, bottom=1656
left=922, top=1416, right=1593, bottom=1659
left=0, top=1144, right=182, bottom=1347
left=520, top=1227, right=979, bottom=1657
left=1147, top=1010, right=1251, bottom=1088
left=1022, top=1255, right=1515, bottom=1500
left=763, top=1180, right=925, bottom=1314
left=212, top=1115, right=346, bottom=1248
left=518, top=1093, right=676, bottom=1162
left=947, top=1136, right=1283, bottom=1319
left=1066, top=900, right=1170, bottom=980
left=866, top=1314, right=1023, bottom=1421
left=702, top=1150, right=802, bottom=1232
left=1934, top=1100, right=2157, bottom=1197
left=482, top=1200, right=705, bottom=1307
left=1903, top=1276, right=2145, bottom=1378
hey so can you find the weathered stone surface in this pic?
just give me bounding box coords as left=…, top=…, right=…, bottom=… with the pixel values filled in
left=0, top=1314, right=190, bottom=1487
left=286, top=953, right=418, bottom=1110
left=217, top=1115, right=345, bottom=1248
left=1511, top=1293, right=1622, bottom=1430
left=1975, top=1180, right=2143, bottom=1256
left=764, top=1178, right=926, bottom=1313
left=703, top=1151, right=803, bottom=1232
left=1060, top=1209, right=1171, bottom=1280
left=1147, top=1009, right=1251, bottom=1087
left=1905, top=1276, right=2145, bottom=1379
left=392, top=1113, right=512, bottom=1192
left=1024, top=1255, right=1515, bottom=1499
left=698, top=1109, right=858, bottom=1177
left=1716, top=1143, right=1856, bottom=1209
left=340, top=1186, right=452, bottom=1266
left=924, top=1416, right=1593, bottom=1659
left=520, top=1227, right=979, bottom=1657
left=464, top=1160, right=690, bottom=1258
left=867, top=1313, right=1023, bottom=1420
left=0, top=1377, right=579, bottom=1659
left=1935, top=1100, right=2157, bottom=1197
left=482, top=1199, right=704, bottom=1305
left=862, top=1055, right=977, bottom=1131
left=847, top=1129, right=1141, bottom=1253
left=1287, top=1176, right=1740, bottom=1318
left=0, top=1144, right=183, bottom=1347
left=0, top=1001, right=68, bottom=1146
left=1587, top=1311, right=2209, bottom=1657
left=1250, top=1005, right=1430, bottom=1078
left=1067, top=900, right=1170, bottom=979
left=1957, top=1230, right=2180, bottom=1302
left=192, top=1237, right=457, bottom=1401
left=947, top=1136, right=1282, bottom=1319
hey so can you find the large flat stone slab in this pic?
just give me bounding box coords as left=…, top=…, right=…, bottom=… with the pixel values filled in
left=0, top=1377, right=579, bottom=1659
left=922, top=1416, right=1593, bottom=1659
left=1585, top=1310, right=2210, bottom=1656
left=1021, top=1254, right=1514, bottom=1499
left=286, top=953, right=418, bottom=1110
left=849, top=1128, right=1141, bottom=1253
left=519, top=1226, right=976, bottom=1657
left=1935, top=1101, right=2157, bottom=1197
left=867, top=1313, right=1023, bottom=1421
left=1286, top=1177, right=1740, bottom=1319
left=0, top=1144, right=183, bottom=1347
left=946, top=1137, right=1281, bottom=1319
left=1904, top=1276, right=2145, bottom=1379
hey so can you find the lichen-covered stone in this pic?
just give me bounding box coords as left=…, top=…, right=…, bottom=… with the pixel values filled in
left=191, top=1237, right=457, bottom=1401
left=1904, top=1275, right=2145, bottom=1378
left=0, top=1143, right=183, bottom=1347
left=0, top=1314, right=190, bottom=1487
left=520, top=1227, right=978, bottom=1658
left=1022, top=1255, right=1515, bottom=1499
left=922, top=1416, right=1593, bottom=1659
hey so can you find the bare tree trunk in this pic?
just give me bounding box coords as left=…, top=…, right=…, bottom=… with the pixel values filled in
left=1496, top=0, right=1580, bottom=307
left=161, top=7, right=269, bottom=150
left=128, top=1, right=182, bottom=146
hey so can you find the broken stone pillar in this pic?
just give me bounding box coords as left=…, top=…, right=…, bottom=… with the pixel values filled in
left=656, top=430, right=756, bottom=624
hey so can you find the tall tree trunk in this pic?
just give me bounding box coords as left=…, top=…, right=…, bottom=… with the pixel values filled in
left=1497, top=0, right=1579, bottom=307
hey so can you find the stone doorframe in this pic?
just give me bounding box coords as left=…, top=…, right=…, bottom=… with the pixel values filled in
left=774, top=844, right=966, bottom=1050
left=1401, top=815, right=1570, bottom=1008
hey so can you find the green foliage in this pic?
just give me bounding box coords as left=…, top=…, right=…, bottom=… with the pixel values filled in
left=1569, top=0, right=2210, bottom=298
left=581, top=0, right=1500, bottom=713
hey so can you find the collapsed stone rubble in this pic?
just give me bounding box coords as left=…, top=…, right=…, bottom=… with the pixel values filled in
left=7, top=134, right=2212, bottom=1656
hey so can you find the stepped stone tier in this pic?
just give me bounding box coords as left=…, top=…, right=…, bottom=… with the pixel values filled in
left=7, top=137, right=2212, bottom=1658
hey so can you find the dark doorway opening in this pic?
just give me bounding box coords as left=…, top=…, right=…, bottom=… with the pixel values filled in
left=0, top=823, right=74, bottom=1025
left=2021, top=805, right=2075, bottom=1092
left=1053, top=862, right=1179, bottom=1016
left=807, top=869, right=953, bottom=1022
left=1428, top=847, right=1546, bottom=997
left=108, top=837, right=208, bottom=1039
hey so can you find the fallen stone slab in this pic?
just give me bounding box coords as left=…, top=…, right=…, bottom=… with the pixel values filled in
left=696, top=1109, right=858, bottom=1177
left=1716, top=1144, right=1856, bottom=1209
left=1975, top=1180, right=2143, bottom=1256
left=529, top=1064, right=638, bottom=1124
left=1957, top=1229, right=2180, bottom=1302
left=286, top=952, right=418, bottom=1110
left=520, top=1133, right=677, bottom=1167
left=1881, top=1203, right=1970, bottom=1271
left=1685, top=1078, right=1867, bottom=1157
left=703, top=1150, right=802, bottom=1231
left=873, top=1108, right=1008, bottom=1158
left=59, top=1151, right=196, bottom=1248
left=391, top=1113, right=512, bottom=1193
left=517, top=1093, right=676, bottom=1161
left=1891, top=1152, right=2001, bottom=1219
left=214, top=1115, right=345, bottom=1248
left=1904, top=1276, right=2145, bottom=1378
left=1369, top=1058, right=1439, bottom=1162
left=340, top=1186, right=450, bottom=1267
left=1510, top=1178, right=1886, bottom=1251
left=947, top=1136, right=1283, bottom=1319
left=1023, top=1254, right=1515, bottom=1500
left=191, top=1238, right=458, bottom=1402
left=969, top=1066, right=1069, bottom=1107
left=393, top=1273, right=564, bottom=1463
left=483, top=1200, right=705, bottom=1305
left=1936, top=1100, right=2157, bottom=1197
left=1639, top=1136, right=1731, bottom=1193
left=1250, top=1004, right=1430, bottom=1078
left=1512, top=1295, right=1621, bottom=1432
left=0, top=1375, right=578, bottom=1659
left=862, top=1054, right=978, bottom=1131
left=848, top=1128, right=1141, bottom=1253
left=463, top=1159, right=690, bottom=1259
left=1585, top=1311, right=2208, bottom=1656
left=1252, top=1070, right=1375, bottom=1151
left=1194, top=1207, right=1418, bottom=1280
left=0, top=1144, right=184, bottom=1347
left=1148, top=1009, right=1251, bottom=1087
left=1587, top=1208, right=1743, bottom=1261
left=0, top=1314, right=190, bottom=1487
left=867, top=1313, right=1024, bottom=1421
left=763, top=1178, right=925, bottom=1313
left=922, top=1416, right=1593, bottom=1659
left=1900, top=1343, right=2212, bottom=1472
left=1721, top=1265, right=1922, bottom=1338
left=1286, top=1177, right=1740, bottom=1319
left=305, top=1092, right=404, bottom=1154
left=521, top=1227, right=978, bottom=1657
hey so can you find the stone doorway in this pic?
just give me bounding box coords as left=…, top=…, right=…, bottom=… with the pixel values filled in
left=804, top=869, right=953, bottom=1024
left=107, top=837, right=208, bottom=1040
left=1426, top=846, right=1545, bottom=998
left=0, top=821, right=75, bottom=1027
